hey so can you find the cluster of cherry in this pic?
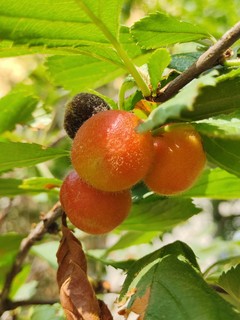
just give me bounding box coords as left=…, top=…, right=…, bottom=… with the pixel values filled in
left=60, top=93, right=206, bottom=235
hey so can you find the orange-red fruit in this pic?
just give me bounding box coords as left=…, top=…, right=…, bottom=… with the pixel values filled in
left=71, top=110, right=153, bottom=192
left=144, top=124, right=206, bottom=195
left=60, top=171, right=132, bottom=234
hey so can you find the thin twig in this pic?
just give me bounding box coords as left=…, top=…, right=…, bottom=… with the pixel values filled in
left=155, top=21, right=240, bottom=102
left=0, top=201, right=13, bottom=227
left=0, top=202, right=63, bottom=315
left=4, top=299, right=60, bottom=311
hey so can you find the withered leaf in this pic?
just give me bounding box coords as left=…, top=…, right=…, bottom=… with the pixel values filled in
left=118, top=287, right=150, bottom=320
left=57, top=216, right=113, bottom=320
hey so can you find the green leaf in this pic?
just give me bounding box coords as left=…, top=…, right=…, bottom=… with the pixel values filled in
left=87, top=253, right=135, bottom=271
left=0, top=177, right=61, bottom=196
left=106, top=231, right=159, bottom=254
left=10, top=264, right=31, bottom=299
left=182, top=75, right=240, bottom=121
left=31, top=305, right=64, bottom=320
left=148, top=49, right=171, bottom=91
left=169, top=52, right=202, bottom=72
left=19, top=177, right=62, bottom=191
left=182, top=168, right=240, bottom=199
left=31, top=242, right=59, bottom=269
left=0, top=0, right=121, bottom=47
left=194, top=111, right=240, bottom=139
left=117, top=197, right=200, bottom=232
left=0, top=87, right=38, bottom=134
left=138, top=71, right=218, bottom=132
left=45, top=26, right=150, bottom=94
left=0, top=234, right=24, bottom=288
left=131, top=12, right=211, bottom=49
left=218, top=264, right=240, bottom=309
left=46, top=55, right=124, bottom=94
left=201, top=136, right=240, bottom=177
left=0, top=178, right=29, bottom=196
left=0, top=141, right=69, bottom=173
left=119, top=241, right=240, bottom=320
left=13, top=280, right=38, bottom=301
left=139, top=70, right=240, bottom=133
left=119, top=240, right=200, bottom=300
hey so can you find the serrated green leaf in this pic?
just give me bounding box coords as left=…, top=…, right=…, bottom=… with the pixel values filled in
left=139, top=70, right=240, bottom=132
left=138, top=71, right=218, bottom=132
left=45, top=27, right=150, bottom=94
left=0, top=0, right=122, bottom=47
left=218, top=264, right=240, bottom=310
left=204, top=256, right=240, bottom=280
left=194, top=111, right=240, bottom=139
left=182, top=168, right=240, bottom=199
left=119, top=241, right=200, bottom=300
left=117, top=197, right=200, bottom=232
left=182, top=75, right=240, bottom=121
left=148, top=48, right=171, bottom=91
left=119, top=241, right=240, bottom=320
left=0, top=88, right=38, bottom=134
left=46, top=55, right=124, bottom=94
left=0, top=142, right=69, bottom=173
left=131, top=12, right=211, bottom=49
left=201, top=135, right=240, bottom=177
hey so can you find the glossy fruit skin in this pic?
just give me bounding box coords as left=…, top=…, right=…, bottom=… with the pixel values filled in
left=60, top=171, right=131, bottom=234
left=71, top=110, right=153, bottom=192
left=144, top=124, right=206, bottom=195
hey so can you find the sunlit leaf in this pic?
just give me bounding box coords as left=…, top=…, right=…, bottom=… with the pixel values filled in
left=194, top=111, right=240, bottom=139
left=119, top=241, right=240, bottom=320
left=131, top=12, right=211, bottom=49
left=138, top=71, right=218, bottom=132
left=0, top=142, right=69, bottom=173
left=148, top=49, right=171, bottom=91
left=182, top=168, right=240, bottom=199
left=0, top=87, right=38, bottom=134
left=218, top=264, right=240, bottom=310
left=46, top=55, right=124, bottom=94
left=31, top=242, right=59, bottom=269
left=219, top=264, right=240, bottom=300
left=0, top=0, right=122, bottom=47
left=118, top=197, right=200, bottom=232
left=105, top=231, right=159, bottom=254
left=31, top=305, right=65, bottom=320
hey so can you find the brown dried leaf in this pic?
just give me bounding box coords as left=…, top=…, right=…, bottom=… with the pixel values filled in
left=118, top=288, right=150, bottom=320
left=98, top=300, right=114, bottom=320
left=57, top=216, right=113, bottom=320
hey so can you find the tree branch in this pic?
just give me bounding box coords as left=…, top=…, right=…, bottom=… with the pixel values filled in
left=155, top=21, right=240, bottom=102
left=0, top=202, right=63, bottom=316
left=4, top=299, right=60, bottom=311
